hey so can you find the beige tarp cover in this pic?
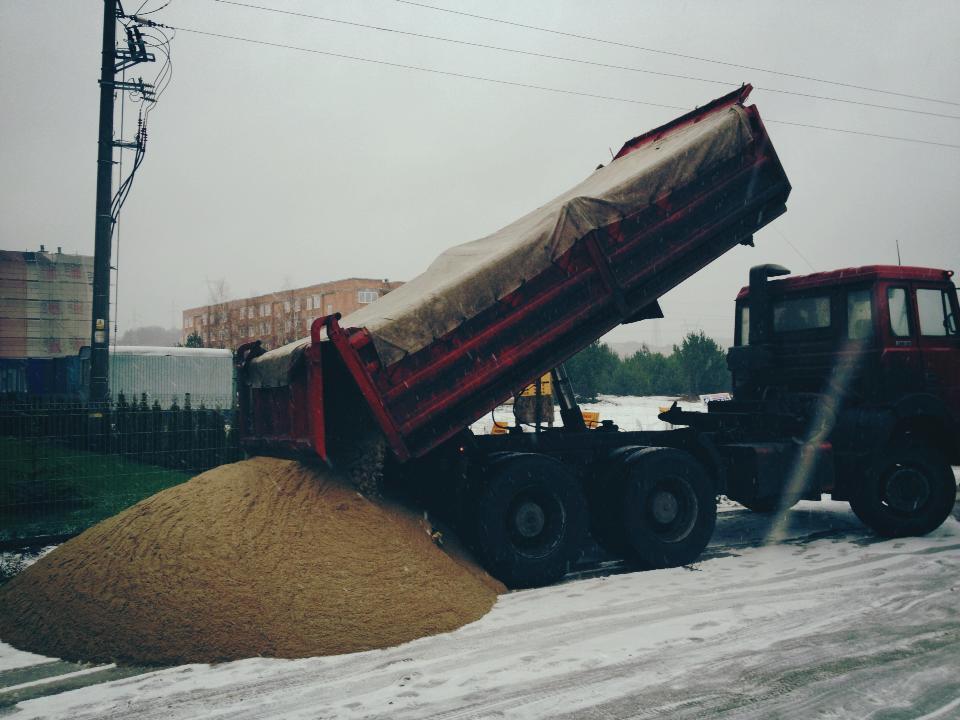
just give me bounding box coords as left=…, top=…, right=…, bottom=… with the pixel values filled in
left=249, top=104, right=753, bottom=387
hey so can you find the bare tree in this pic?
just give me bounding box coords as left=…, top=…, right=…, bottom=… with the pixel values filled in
left=206, top=278, right=244, bottom=350
left=276, top=277, right=303, bottom=346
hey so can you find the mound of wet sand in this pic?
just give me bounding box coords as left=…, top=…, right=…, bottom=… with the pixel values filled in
left=0, top=457, right=503, bottom=665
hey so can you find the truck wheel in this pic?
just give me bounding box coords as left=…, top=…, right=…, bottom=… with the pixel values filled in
left=618, top=448, right=716, bottom=569
left=472, top=453, right=588, bottom=588
left=849, top=448, right=956, bottom=538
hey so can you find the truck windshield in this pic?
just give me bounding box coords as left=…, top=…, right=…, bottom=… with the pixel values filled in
left=917, top=288, right=957, bottom=337
left=738, top=305, right=750, bottom=345
left=773, top=296, right=831, bottom=333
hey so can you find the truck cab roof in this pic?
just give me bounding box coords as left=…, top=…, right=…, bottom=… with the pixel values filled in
left=736, top=265, right=954, bottom=300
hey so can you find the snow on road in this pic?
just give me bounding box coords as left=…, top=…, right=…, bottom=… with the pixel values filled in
left=4, top=502, right=959, bottom=719
left=471, top=395, right=702, bottom=435
left=3, top=396, right=959, bottom=718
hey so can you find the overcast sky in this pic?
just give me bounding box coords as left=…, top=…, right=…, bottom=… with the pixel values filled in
left=2, top=0, right=958, bottom=348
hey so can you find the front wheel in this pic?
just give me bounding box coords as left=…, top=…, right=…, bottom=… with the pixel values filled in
left=849, top=448, right=956, bottom=538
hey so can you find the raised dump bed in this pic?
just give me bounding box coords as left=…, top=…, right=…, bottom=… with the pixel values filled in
left=237, top=86, right=791, bottom=465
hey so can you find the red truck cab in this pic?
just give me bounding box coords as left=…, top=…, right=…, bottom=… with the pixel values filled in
left=695, top=264, right=959, bottom=538
left=732, top=265, right=960, bottom=463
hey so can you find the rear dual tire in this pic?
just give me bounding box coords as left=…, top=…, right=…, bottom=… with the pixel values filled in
left=471, top=453, right=588, bottom=589
left=591, top=447, right=716, bottom=569
left=470, top=447, right=717, bottom=587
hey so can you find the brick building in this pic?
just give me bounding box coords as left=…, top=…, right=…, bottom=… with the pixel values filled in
left=0, top=247, right=93, bottom=358
left=181, top=277, right=403, bottom=350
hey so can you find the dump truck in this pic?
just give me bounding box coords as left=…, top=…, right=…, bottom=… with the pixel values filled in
left=235, top=85, right=957, bottom=587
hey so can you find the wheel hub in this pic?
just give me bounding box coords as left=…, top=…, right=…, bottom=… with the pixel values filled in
left=883, top=466, right=930, bottom=513
left=651, top=490, right=680, bottom=524
left=514, top=501, right=546, bottom=538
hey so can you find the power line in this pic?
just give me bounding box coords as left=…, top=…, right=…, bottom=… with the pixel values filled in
left=109, top=16, right=174, bottom=224
left=113, top=64, right=127, bottom=349
left=764, top=117, right=960, bottom=150
left=393, top=0, right=960, bottom=108
left=134, top=0, right=172, bottom=16
left=171, top=25, right=960, bottom=150
left=208, top=0, right=960, bottom=121
left=173, top=26, right=688, bottom=111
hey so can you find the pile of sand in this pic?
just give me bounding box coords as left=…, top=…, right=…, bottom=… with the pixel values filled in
left=0, top=457, right=503, bottom=665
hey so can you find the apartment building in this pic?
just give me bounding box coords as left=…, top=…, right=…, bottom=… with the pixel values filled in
left=0, top=247, right=93, bottom=358
left=181, top=277, right=403, bottom=350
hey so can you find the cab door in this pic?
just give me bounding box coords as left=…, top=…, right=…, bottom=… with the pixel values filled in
left=912, top=283, right=960, bottom=413
left=878, top=283, right=922, bottom=399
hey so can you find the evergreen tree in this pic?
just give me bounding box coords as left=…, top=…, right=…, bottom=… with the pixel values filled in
left=564, top=331, right=729, bottom=398
left=672, top=331, right=729, bottom=396
left=564, top=341, right=620, bottom=401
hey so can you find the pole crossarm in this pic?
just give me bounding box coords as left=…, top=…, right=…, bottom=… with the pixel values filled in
left=115, top=49, right=156, bottom=72
left=99, top=78, right=157, bottom=101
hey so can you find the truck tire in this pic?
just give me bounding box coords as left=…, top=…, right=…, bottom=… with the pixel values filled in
left=848, top=448, right=956, bottom=538
left=616, top=448, right=716, bottom=569
left=472, top=453, right=588, bottom=588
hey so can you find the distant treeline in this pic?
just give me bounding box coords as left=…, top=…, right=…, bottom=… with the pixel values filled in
left=565, top=331, right=730, bottom=400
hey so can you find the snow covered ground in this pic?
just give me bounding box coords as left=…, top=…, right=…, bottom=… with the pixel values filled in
left=2, top=397, right=959, bottom=719
left=470, top=394, right=706, bottom=435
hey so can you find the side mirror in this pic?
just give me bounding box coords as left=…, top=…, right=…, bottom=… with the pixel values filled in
left=946, top=312, right=958, bottom=336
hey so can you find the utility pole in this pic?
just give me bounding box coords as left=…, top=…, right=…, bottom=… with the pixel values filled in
left=89, top=0, right=119, bottom=403
left=89, top=0, right=155, bottom=402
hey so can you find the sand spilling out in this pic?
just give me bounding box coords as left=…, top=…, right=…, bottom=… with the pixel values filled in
left=0, top=457, right=503, bottom=665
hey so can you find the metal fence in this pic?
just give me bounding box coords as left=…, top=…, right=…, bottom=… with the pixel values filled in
left=0, top=393, right=240, bottom=545
left=0, top=347, right=235, bottom=409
